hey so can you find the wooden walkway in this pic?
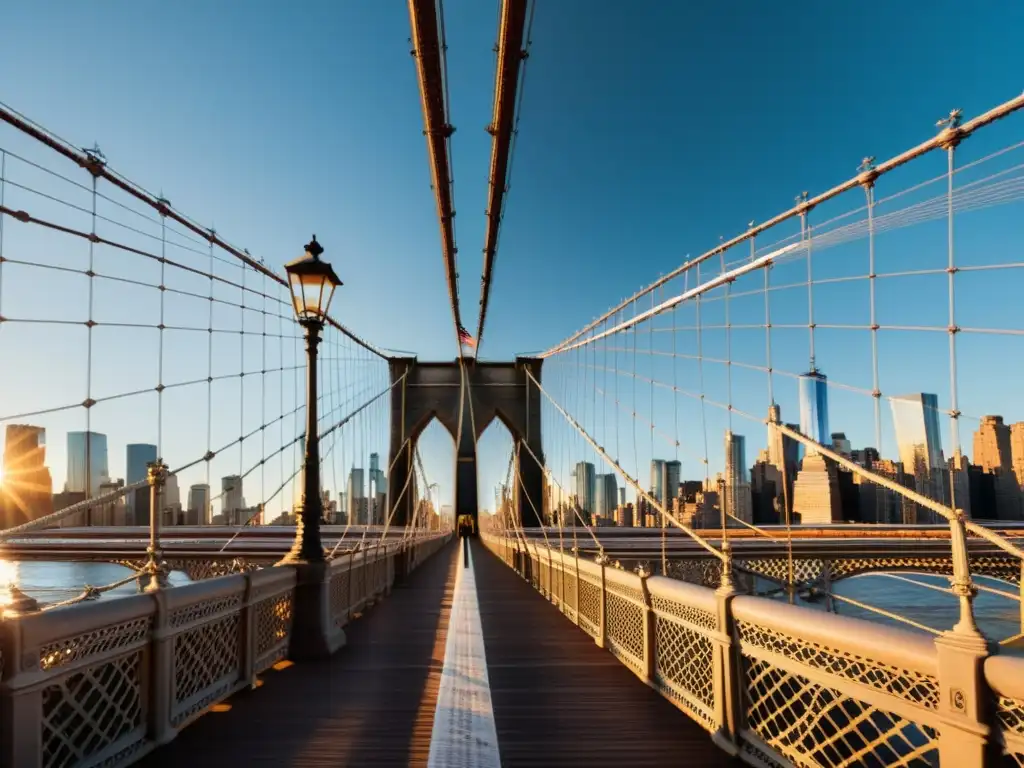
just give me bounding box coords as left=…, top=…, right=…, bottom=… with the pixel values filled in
left=138, top=543, right=459, bottom=767
left=138, top=539, right=735, bottom=766
left=471, top=539, right=736, bottom=767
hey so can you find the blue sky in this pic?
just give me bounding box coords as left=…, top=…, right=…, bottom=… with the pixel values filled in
left=2, top=1, right=1023, bottom=517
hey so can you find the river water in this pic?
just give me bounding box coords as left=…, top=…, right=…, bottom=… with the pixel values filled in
left=0, top=560, right=193, bottom=608
left=1, top=560, right=1019, bottom=651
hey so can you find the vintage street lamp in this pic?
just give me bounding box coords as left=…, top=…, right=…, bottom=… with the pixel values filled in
left=278, top=235, right=342, bottom=565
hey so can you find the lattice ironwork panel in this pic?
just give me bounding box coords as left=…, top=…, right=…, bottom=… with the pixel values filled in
left=578, top=578, right=602, bottom=637
left=169, top=593, right=243, bottom=630
left=606, top=593, right=644, bottom=666
left=743, top=656, right=939, bottom=767
left=650, top=594, right=717, bottom=632
left=41, top=617, right=151, bottom=671
left=971, top=555, right=1020, bottom=585
left=667, top=558, right=722, bottom=588
left=998, top=696, right=1024, bottom=735
left=42, top=651, right=145, bottom=768
left=563, top=573, right=578, bottom=612
left=254, top=592, right=293, bottom=671
left=823, top=554, right=1019, bottom=586
left=606, top=579, right=645, bottom=606
left=170, top=558, right=265, bottom=583
left=172, top=612, right=241, bottom=723
left=740, top=740, right=789, bottom=768
left=741, top=558, right=824, bottom=586
left=655, top=615, right=714, bottom=710
left=737, top=621, right=940, bottom=710
left=350, top=565, right=366, bottom=604
left=998, top=695, right=1024, bottom=764
left=329, top=568, right=351, bottom=628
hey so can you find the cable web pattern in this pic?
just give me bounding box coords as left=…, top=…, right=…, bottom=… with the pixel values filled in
left=531, top=93, right=1024, bottom=647
left=0, top=102, right=403, bottom=607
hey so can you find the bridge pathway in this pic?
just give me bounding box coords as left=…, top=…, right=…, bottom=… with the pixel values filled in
left=138, top=539, right=734, bottom=766
left=138, top=544, right=459, bottom=767
left=471, top=538, right=735, bottom=767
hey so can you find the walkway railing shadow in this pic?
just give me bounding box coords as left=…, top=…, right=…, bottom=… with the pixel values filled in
left=0, top=533, right=450, bottom=767
left=481, top=532, right=1024, bottom=767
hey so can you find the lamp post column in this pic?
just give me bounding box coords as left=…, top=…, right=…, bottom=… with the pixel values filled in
left=275, top=235, right=345, bottom=660
left=281, top=318, right=325, bottom=564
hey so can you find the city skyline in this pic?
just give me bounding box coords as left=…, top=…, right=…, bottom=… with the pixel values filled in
left=7, top=371, right=1024, bottom=528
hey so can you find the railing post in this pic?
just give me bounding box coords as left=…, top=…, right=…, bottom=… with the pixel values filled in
left=547, top=548, right=554, bottom=601
left=595, top=552, right=609, bottom=649
left=148, top=590, right=175, bottom=745
left=142, top=460, right=171, bottom=592
left=637, top=564, right=655, bottom=684
left=935, top=511, right=995, bottom=766
left=346, top=549, right=355, bottom=620
left=574, top=547, right=581, bottom=627
left=711, top=542, right=742, bottom=756
left=240, top=571, right=257, bottom=688
left=0, top=614, right=43, bottom=767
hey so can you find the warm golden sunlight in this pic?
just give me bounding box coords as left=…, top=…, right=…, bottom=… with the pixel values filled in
left=0, top=560, right=18, bottom=607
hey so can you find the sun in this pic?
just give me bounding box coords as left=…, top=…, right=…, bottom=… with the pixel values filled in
left=0, top=560, right=16, bottom=590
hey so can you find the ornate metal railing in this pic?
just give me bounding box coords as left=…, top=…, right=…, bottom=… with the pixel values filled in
left=0, top=534, right=449, bottom=767
left=482, top=532, right=1024, bottom=768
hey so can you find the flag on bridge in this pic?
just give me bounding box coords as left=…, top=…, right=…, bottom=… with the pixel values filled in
left=457, top=325, right=477, bottom=349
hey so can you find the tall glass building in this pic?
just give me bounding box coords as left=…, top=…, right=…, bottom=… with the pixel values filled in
left=724, top=431, right=752, bottom=522
left=126, top=444, right=157, bottom=487
left=573, top=461, right=596, bottom=518
left=594, top=473, right=618, bottom=519
left=798, top=371, right=830, bottom=452
left=648, top=459, right=663, bottom=504
left=125, top=443, right=157, bottom=525
left=890, top=393, right=947, bottom=516
left=188, top=483, right=211, bottom=523
left=890, top=394, right=944, bottom=472
left=66, top=431, right=109, bottom=496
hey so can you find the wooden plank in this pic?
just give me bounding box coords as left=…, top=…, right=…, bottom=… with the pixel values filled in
left=137, top=543, right=459, bottom=767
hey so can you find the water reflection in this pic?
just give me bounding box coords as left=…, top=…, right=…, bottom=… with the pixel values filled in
left=0, top=559, right=193, bottom=609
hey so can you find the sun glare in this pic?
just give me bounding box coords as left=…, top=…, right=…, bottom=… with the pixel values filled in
left=0, top=560, right=17, bottom=590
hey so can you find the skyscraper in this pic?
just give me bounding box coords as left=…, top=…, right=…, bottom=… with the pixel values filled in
left=650, top=459, right=665, bottom=504
left=594, top=473, right=618, bottom=520
left=368, top=453, right=387, bottom=525
left=222, top=475, right=244, bottom=517
left=348, top=467, right=366, bottom=524
left=973, top=416, right=1019, bottom=519
left=188, top=483, right=211, bottom=524
left=66, top=431, right=109, bottom=497
left=890, top=394, right=947, bottom=522
left=1, top=424, right=53, bottom=528
left=724, top=431, right=752, bottom=523
left=831, top=433, right=852, bottom=457
left=126, top=444, right=157, bottom=488
left=798, top=371, right=830, bottom=452
left=572, top=461, right=596, bottom=519
left=664, top=460, right=681, bottom=504
left=890, top=394, right=944, bottom=473
left=126, top=443, right=157, bottom=523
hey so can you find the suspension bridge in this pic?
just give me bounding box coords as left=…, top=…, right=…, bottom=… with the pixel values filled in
left=2, top=1, right=1024, bottom=767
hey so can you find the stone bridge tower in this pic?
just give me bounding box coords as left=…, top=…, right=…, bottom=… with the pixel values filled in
left=387, top=357, right=544, bottom=533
